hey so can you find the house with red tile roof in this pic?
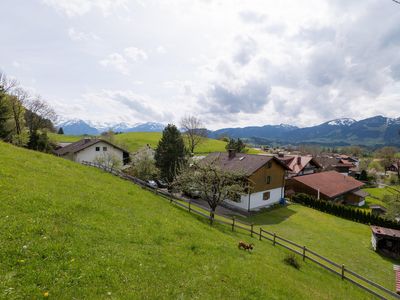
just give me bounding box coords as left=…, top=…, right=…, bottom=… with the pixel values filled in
left=277, top=154, right=322, bottom=178
left=287, top=171, right=368, bottom=206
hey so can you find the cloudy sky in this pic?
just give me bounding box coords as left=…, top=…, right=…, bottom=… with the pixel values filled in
left=1, top=0, right=400, bottom=129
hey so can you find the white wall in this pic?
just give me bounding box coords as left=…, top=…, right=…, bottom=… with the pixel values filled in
left=73, top=142, right=124, bottom=165
left=225, top=187, right=284, bottom=211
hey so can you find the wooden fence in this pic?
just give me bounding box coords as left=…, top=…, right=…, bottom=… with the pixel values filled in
left=82, top=161, right=400, bottom=300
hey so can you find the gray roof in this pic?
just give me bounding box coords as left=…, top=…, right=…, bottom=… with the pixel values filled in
left=201, top=152, right=290, bottom=176
left=54, top=138, right=128, bottom=156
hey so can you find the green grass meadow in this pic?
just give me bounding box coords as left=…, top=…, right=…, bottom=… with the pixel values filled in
left=240, top=204, right=397, bottom=292
left=49, top=132, right=262, bottom=155
left=0, top=142, right=373, bottom=299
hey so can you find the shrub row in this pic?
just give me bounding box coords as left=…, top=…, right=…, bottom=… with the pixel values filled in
left=292, top=193, right=400, bottom=230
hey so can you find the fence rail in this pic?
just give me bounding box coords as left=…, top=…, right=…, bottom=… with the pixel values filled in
left=82, top=160, right=400, bottom=300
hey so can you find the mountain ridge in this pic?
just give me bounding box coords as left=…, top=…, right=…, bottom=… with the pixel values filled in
left=57, top=116, right=400, bottom=147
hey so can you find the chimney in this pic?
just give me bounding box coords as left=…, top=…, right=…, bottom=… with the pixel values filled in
left=297, top=156, right=302, bottom=165
left=83, top=138, right=91, bottom=144
left=228, top=149, right=236, bottom=159
left=278, top=152, right=284, bottom=158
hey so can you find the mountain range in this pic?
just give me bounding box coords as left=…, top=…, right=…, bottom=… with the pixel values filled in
left=57, top=119, right=165, bottom=135
left=57, top=116, right=400, bottom=147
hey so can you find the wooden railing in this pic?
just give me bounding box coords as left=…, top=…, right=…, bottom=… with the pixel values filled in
left=82, top=160, right=400, bottom=300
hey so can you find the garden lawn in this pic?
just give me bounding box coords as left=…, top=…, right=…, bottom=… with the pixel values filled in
left=0, top=142, right=371, bottom=299
left=241, top=204, right=398, bottom=292
left=363, top=186, right=400, bottom=208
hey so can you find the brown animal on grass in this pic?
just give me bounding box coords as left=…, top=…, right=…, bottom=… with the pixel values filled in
left=238, top=241, right=254, bottom=251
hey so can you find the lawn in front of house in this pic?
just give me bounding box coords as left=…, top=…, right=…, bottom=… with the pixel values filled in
left=238, top=203, right=398, bottom=291
left=362, top=186, right=400, bottom=208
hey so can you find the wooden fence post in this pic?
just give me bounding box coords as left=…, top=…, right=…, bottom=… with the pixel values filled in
left=251, top=224, right=254, bottom=237
left=273, top=233, right=276, bottom=246
left=303, top=246, right=306, bottom=261
left=232, top=217, right=235, bottom=231
left=259, top=228, right=262, bottom=241
left=188, top=201, right=191, bottom=213
left=341, top=265, right=345, bottom=279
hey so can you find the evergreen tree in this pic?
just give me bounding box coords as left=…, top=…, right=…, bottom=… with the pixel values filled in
left=225, top=138, right=246, bottom=153
left=57, top=127, right=64, bottom=135
left=155, top=124, right=187, bottom=183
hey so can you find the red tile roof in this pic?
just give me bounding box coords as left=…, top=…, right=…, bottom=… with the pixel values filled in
left=291, top=171, right=364, bottom=198
left=279, top=155, right=321, bottom=174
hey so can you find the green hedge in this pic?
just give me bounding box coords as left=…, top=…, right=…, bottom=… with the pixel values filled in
left=292, top=193, right=400, bottom=229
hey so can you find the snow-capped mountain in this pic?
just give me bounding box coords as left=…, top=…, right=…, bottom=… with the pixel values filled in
left=57, top=119, right=166, bottom=135
left=326, top=118, right=356, bottom=126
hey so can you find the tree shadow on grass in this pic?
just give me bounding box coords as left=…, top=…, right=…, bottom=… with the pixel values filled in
left=239, top=205, right=298, bottom=226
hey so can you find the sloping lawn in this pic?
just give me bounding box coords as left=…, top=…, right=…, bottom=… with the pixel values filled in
left=363, top=186, right=400, bottom=208
left=241, top=204, right=397, bottom=292
left=0, top=142, right=372, bottom=299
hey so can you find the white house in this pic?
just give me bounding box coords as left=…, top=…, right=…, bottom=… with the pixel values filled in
left=54, top=138, right=130, bottom=167
left=201, top=151, right=290, bottom=211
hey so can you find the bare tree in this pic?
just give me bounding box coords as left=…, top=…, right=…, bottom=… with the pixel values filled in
left=0, top=72, right=18, bottom=93
left=25, top=96, right=57, bottom=134
left=180, top=115, right=207, bottom=154
left=94, top=152, right=122, bottom=171
left=174, top=160, right=247, bottom=223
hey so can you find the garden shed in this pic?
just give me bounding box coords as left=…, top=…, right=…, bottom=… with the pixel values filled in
left=371, top=226, right=400, bottom=259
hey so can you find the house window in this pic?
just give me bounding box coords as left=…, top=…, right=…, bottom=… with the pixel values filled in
left=267, top=161, right=272, bottom=168
left=95, top=146, right=100, bottom=151
left=266, top=176, right=271, bottom=184
left=103, top=146, right=107, bottom=151
left=263, top=192, right=270, bottom=200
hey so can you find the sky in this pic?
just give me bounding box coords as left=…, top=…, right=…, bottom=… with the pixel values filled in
left=1, top=0, right=400, bottom=129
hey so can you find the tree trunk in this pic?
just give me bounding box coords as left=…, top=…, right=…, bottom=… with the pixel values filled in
left=210, top=207, right=216, bottom=225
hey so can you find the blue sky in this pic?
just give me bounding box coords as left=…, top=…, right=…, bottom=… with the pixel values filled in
left=1, top=0, right=400, bottom=129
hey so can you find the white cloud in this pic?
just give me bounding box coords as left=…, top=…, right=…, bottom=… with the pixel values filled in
left=99, top=47, right=148, bottom=75
left=67, top=27, right=100, bottom=41
left=99, top=53, right=129, bottom=75
left=156, top=46, right=166, bottom=54
left=124, top=47, right=148, bottom=61
left=41, top=0, right=128, bottom=17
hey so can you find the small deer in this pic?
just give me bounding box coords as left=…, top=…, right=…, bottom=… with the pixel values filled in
left=238, top=241, right=254, bottom=251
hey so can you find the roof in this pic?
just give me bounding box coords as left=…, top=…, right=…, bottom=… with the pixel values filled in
left=316, top=157, right=353, bottom=170
left=371, top=226, right=400, bottom=238
left=54, top=138, right=129, bottom=156
left=369, top=205, right=387, bottom=211
left=278, top=155, right=322, bottom=174
left=350, top=189, right=369, bottom=198
left=201, top=152, right=290, bottom=176
left=291, top=171, right=365, bottom=198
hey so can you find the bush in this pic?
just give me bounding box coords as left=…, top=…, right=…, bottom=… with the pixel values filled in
left=284, top=254, right=301, bottom=269
left=292, top=193, right=400, bottom=229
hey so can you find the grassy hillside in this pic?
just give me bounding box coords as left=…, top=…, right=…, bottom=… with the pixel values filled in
left=0, top=142, right=371, bottom=299
left=49, top=132, right=261, bottom=154
left=241, top=205, right=397, bottom=291
left=362, top=186, right=400, bottom=207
